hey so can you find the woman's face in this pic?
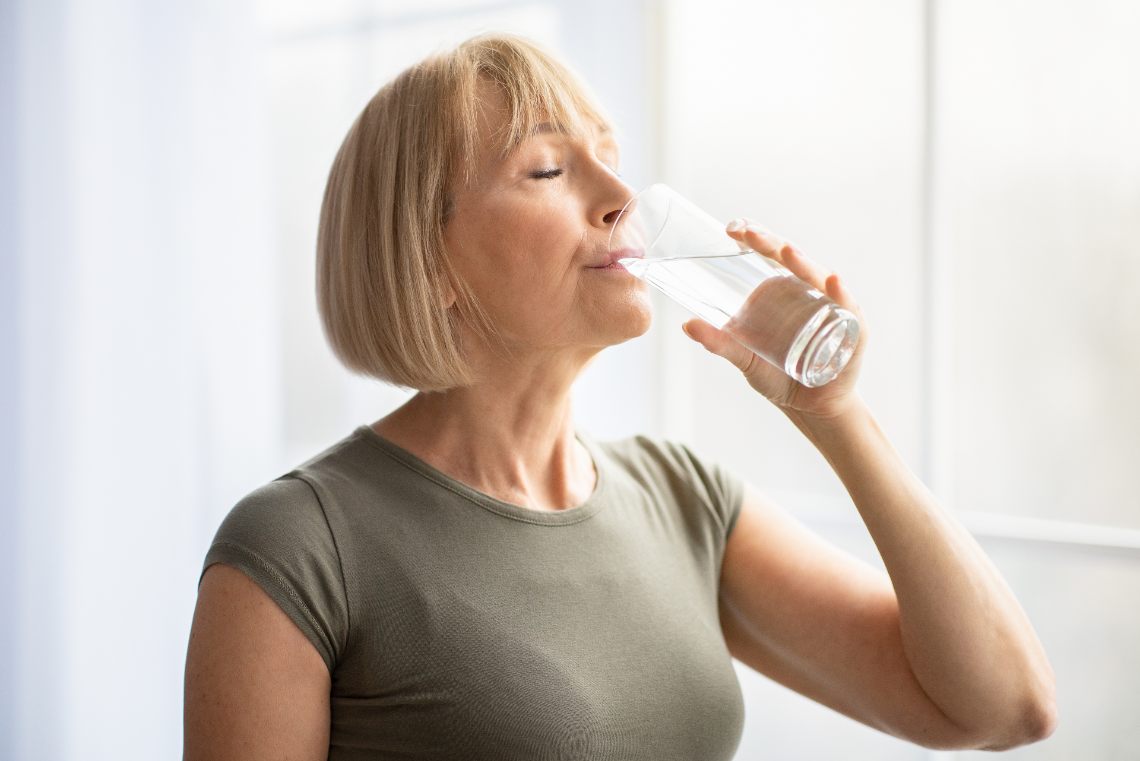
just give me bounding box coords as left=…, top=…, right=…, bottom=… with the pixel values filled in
left=442, top=82, right=653, bottom=362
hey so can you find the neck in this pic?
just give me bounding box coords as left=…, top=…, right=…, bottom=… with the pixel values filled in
left=372, top=377, right=596, bottom=511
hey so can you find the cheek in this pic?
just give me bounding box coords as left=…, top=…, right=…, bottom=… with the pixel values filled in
left=446, top=195, right=585, bottom=313
left=481, top=207, right=581, bottom=279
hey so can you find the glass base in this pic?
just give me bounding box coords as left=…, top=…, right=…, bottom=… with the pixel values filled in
left=785, top=306, right=860, bottom=387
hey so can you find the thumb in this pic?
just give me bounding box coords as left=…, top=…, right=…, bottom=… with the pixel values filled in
left=682, top=319, right=760, bottom=376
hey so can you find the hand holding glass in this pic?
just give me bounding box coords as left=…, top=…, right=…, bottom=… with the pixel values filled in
left=608, top=184, right=860, bottom=387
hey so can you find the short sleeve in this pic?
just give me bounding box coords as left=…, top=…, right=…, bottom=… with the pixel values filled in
left=675, top=442, right=747, bottom=543
left=199, top=475, right=349, bottom=673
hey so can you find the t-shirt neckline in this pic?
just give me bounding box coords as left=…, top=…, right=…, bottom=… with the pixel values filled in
left=352, top=423, right=609, bottom=526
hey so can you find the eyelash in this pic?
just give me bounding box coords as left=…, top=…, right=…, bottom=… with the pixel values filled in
left=529, top=166, right=623, bottom=180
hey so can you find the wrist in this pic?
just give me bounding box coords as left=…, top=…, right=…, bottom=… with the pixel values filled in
left=782, top=393, right=870, bottom=436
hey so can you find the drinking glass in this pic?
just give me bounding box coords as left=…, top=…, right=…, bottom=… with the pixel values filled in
left=608, top=183, right=860, bottom=387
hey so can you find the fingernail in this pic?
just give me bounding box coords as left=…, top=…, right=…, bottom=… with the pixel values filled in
left=726, top=218, right=745, bottom=232
left=745, top=223, right=769, bottom=235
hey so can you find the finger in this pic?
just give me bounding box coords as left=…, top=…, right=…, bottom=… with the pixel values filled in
left=727, top=221, right=835, bottom=297
left=681, top=318, right=760, bottom=377
left=725, top=218, right=751, bottom=251
left=778, top=242, right=832, bottom=292
left=728, top=220, right=785, bottom=259
left=824, top=274, right=871, bottom=358
left=826, top=273, right=868, bottom=327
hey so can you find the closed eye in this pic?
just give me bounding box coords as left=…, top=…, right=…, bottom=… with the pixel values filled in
left=530, top=168, right=564, bottom=180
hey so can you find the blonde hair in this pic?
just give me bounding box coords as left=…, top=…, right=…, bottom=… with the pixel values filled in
left=315, top=32, right=615, bottom=392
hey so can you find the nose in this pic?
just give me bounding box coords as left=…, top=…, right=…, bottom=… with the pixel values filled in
left=604, top=195, right=637, bottom=227
left=599, top=177, right=637, bottom=230
left=604, top=193, right=640, bottom=250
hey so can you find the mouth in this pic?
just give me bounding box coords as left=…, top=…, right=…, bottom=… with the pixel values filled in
left=589, top=247, right=645, bottom=269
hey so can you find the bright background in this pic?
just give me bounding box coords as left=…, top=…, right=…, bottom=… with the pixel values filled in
left=4, top=1, right=1139, bottom=759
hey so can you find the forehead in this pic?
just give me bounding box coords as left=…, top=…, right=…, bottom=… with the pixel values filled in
left=523, top=120, right=617, bottom=149
left=455, top=77, right=616, bottom=191
left=473, top=77, right=611, bottom=141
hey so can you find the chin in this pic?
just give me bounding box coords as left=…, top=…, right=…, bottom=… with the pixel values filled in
left=603, top=297, right=654, bottom=345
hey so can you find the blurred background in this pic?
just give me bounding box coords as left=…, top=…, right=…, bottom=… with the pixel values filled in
left=3, top=0, right=1138, bottom=758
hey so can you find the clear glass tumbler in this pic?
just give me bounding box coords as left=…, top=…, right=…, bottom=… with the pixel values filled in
left=608, top=183, right=860, bottom=388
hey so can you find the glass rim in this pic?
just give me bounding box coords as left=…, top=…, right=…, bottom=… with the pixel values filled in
left=606, top=182, right=675, bottom=253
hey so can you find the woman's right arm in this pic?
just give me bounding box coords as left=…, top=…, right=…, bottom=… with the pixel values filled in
left=184, top=563, right=332, bottom=761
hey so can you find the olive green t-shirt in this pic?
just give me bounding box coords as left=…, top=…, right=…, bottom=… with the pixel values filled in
left=200, top=424, right=747, bottom=760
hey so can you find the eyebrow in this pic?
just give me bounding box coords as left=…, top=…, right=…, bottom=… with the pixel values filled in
left=500, top=121, right=617, bottom=165
left=531, top=121, right=614, bottom=139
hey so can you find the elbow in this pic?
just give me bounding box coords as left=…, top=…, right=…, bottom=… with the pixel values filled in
left=1029, top=694, right=1060, bottom=743
left=919, top=675, right=1059, bottom=752
left=1008, top=692, right=1060, bottom=748
left=918, top=704, right=1057, bottom=752
left=1027, top=675, right=1060, bottom=742
left=973, top=689, right=1059, bottom=751
left=1006, top=662, right=1060, bottom=748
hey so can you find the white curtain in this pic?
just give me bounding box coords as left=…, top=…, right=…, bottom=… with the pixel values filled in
left=8, top=1, right=283, bottom=758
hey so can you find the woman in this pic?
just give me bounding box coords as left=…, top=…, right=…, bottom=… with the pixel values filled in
left=184, top=33, right=1056, bottom=760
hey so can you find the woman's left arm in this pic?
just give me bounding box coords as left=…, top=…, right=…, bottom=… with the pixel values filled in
left=683, top=220, right=1057, bottom=750
left=781, top=395, right=1058, bottom=746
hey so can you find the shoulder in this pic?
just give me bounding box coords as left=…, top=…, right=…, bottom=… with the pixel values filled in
left=597, top=433, right=745, bottom=537
left=597, top=432, right=701, bottom=472
left=212, top=425, right=379, bottom=545
left=203, top=475, right=342, bottom=589
left=202, top=475, right=349, bottom=672
left=208, top=476, right=330, bottom=553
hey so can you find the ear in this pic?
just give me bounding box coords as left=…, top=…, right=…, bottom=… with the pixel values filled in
left=440, top=283, right=457, bottom=310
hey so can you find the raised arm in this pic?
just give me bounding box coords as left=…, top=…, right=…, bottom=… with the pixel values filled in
left=717, top=401, right=1056, bottom=750
left=683, top=219, right=1056, bottom=751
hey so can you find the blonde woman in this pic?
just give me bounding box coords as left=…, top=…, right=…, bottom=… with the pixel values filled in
left=184, top=32, right=1056, bottom=761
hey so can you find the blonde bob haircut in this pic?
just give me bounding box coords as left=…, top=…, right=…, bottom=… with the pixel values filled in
left=316, top=32, right=616, bottom=392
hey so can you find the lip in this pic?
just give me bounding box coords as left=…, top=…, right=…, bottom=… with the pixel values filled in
left=589, top=247, right=645, bottom=269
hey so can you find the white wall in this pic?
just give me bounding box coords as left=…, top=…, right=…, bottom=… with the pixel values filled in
left=661, top=1, right=1140, bottom=759
left=937, top=2, right=1140, bottom=758
left=11, top=2, right=283, bottom=759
